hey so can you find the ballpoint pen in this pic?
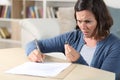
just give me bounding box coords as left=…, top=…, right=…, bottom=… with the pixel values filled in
left=34, top=39, right=44, bottom=62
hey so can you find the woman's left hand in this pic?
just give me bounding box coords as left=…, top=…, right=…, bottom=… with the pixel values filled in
left=64, top=44, right=80, bottom=62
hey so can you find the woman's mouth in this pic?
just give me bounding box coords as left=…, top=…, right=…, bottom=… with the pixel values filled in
left=83, top=30, right=89, bottom=34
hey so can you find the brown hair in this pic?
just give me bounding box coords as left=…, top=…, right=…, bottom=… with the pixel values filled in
left=74, top=0, right=113, bottom=39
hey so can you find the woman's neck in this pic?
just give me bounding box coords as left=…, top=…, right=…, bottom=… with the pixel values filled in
left=84, top=37, right=98, bottom=47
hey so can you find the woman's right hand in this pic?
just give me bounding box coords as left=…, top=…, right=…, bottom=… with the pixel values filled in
left=28, top=49, right=45, bottom=62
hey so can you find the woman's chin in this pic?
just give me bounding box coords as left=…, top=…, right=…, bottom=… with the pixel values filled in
left=83, top=34, right=91, bottom=38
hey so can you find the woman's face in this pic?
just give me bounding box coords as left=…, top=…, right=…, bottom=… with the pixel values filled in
left=76, top=10, right=97, bottom=38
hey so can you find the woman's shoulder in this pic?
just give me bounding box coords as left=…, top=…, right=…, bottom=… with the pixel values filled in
left=106, top=33, right=120, bottom=46
left=109, top=33, right=120, bottom=41
left=99, top=33, right=120, bottom=46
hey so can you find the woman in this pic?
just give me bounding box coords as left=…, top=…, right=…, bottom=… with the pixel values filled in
left=25, top=0, right=120, bottom=79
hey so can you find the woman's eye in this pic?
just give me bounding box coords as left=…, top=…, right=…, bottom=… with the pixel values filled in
left=77, top=20, right=92, bottom=24
left=84, top=20, right=91, bottom=23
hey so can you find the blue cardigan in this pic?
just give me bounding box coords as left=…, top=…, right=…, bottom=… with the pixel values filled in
left=25, top=30, right=120, bottom=80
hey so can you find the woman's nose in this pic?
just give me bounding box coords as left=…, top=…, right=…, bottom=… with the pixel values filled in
left=80, top=22, right=87, bottom=29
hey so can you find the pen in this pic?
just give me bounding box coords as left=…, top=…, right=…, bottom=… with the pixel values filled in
left=34, top=39, right=44, bottom=62
left=65, top=41, right=69, bottom=44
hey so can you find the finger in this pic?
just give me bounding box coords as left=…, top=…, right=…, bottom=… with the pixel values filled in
left=28, top=51, right=41, bottom=62
left=28, top=53, right=37, bottom=62
left=65, top=44, right=72, bottom=60
left=65, top=44, right=70, bottom=51
left=65, top=45, right=75, bottom=57
left=32, top=52, right=40, bottom=62
left=66, top=53, right=74, bottom=62
left=33, top=49, right=44, bottom=62
left=64, top=44, right=70, bottom=55
left=67, top=44, right=73, bottom=52
left=65, top=51, right=74, bottom=61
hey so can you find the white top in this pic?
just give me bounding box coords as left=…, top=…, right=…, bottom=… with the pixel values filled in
left=80, top=44, right=96, bottom=65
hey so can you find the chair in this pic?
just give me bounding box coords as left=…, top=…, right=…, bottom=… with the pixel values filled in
left=19, top=18, right=60, bottom=48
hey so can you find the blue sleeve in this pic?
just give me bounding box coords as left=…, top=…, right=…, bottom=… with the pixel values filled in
left=25, top=40, right=37, bottom=56
left=25, top=32, right=73, bottom=56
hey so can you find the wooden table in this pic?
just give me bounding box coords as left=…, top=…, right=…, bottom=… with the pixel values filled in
left=0, top=48, right=115, bottom=80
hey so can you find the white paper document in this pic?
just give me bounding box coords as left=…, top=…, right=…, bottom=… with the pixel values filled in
left=5, top=62, right=71, bottom=77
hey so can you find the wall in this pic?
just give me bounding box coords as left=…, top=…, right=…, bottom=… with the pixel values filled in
left=104, top=0, right=120, bottom=38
